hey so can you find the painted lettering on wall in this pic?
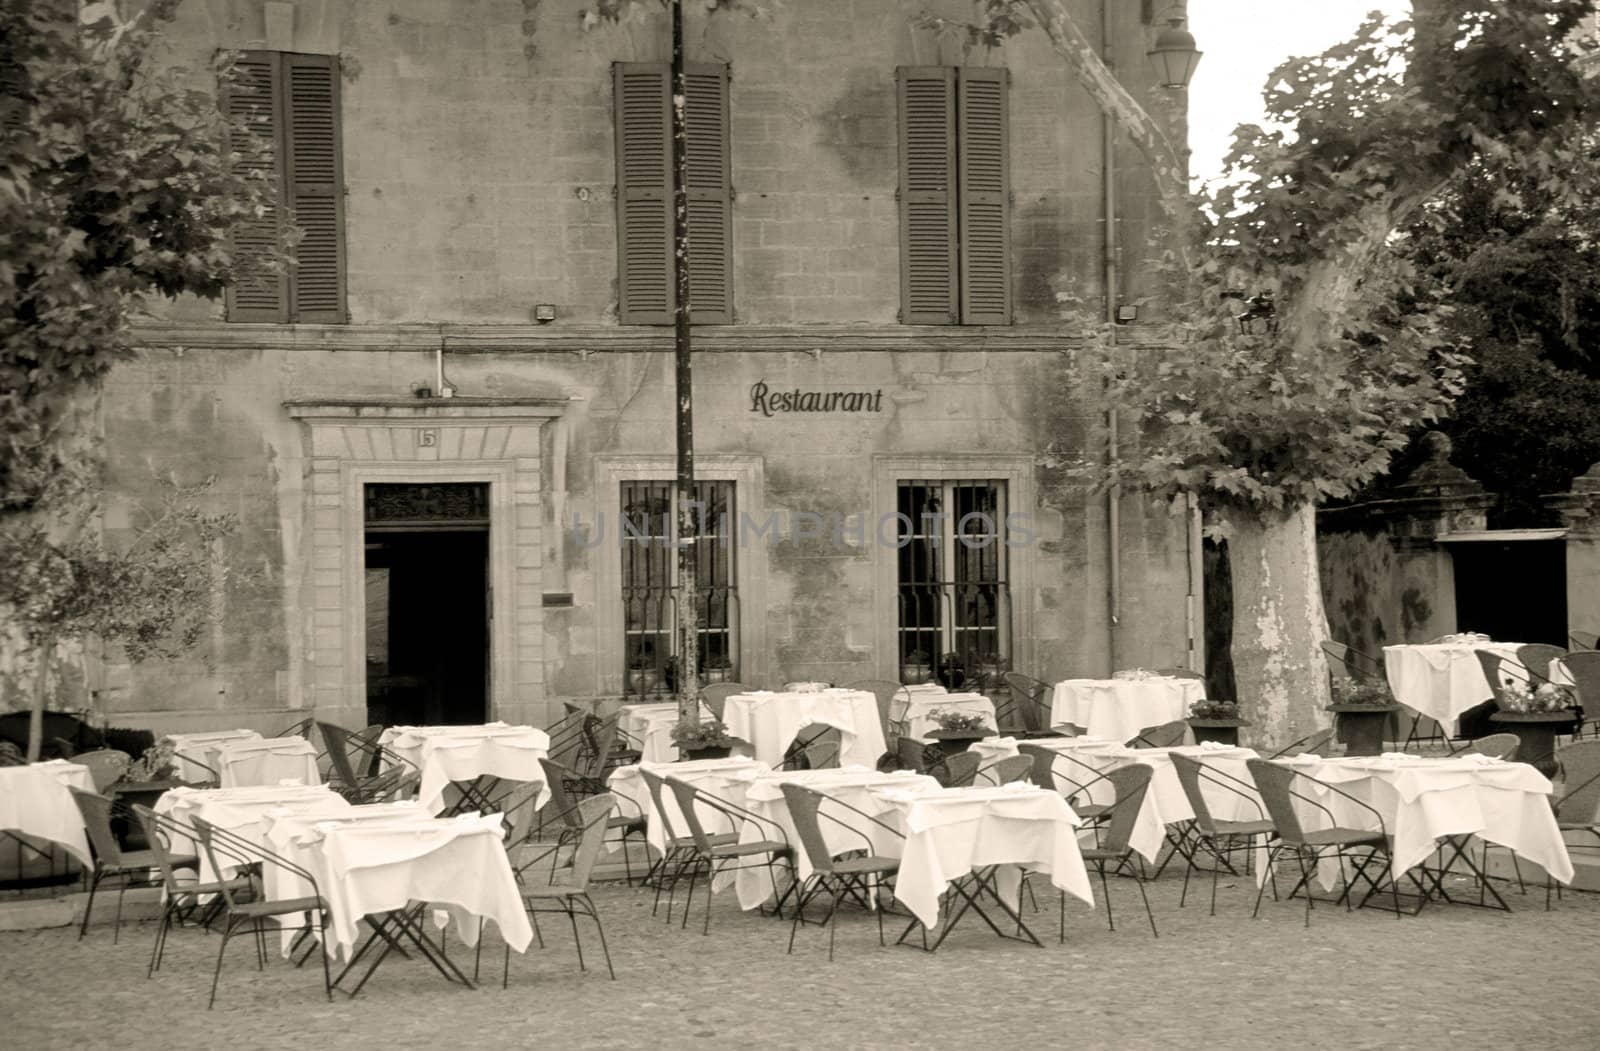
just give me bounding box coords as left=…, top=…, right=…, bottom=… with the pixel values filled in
left=749, top=381, right=884, bottom=416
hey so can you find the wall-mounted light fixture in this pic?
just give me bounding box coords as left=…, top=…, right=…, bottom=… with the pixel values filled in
left=534, top=304, right=557, bottom=323
left=1147, top=8, right=1202, bottom=89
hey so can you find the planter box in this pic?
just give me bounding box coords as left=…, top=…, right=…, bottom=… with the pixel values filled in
left=926, top=728, right=992, bottom=759
left=1489, top=711, right=1574, bottom=777
left=1325, top=705, right=1401, bottom=756
left=678, top=746, right=732, bottom=761
left=1187, top=718, right=1250, bottom=747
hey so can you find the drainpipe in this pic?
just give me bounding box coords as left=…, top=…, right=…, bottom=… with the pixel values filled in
left=1102, top=0, right=1121, bottom=673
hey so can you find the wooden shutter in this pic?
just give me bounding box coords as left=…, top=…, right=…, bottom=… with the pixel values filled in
left=897, top=67, right=958, bottom=324
left=284, top=53, right=346, bottom=323
left=614, top=64, right=673, bottom=324
left=683, top=63, right=732, bottom=324
left=957, top=67, right=1011, bottom=324
left=224, top=52, right=288, bottom=322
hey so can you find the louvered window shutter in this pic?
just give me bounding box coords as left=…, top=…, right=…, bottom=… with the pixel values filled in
left=614, top=64, right=673, bottom=325
left=957, top=67, right=1011, bottom=325
left=897, top=67, right=958, bottom=325
left=284, top=54, right=346, bottom=323
left=683, top=63, right=732, bottom=324
left=225, top=53, right=288, bottom=322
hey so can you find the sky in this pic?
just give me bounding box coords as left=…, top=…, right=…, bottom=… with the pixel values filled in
left=1185, top=1, right=1409, bottom=186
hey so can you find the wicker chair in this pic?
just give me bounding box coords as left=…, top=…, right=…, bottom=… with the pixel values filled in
left=72, top=749, right=132, bottom=793
left=1128, top=720, right=1187, bottom=749
left=1266, top=727, right=1335, bottom=760
left=1071, top=763, right=1159, bottom=939
left=781, top=782, right=904, bottom=961
left=975, top=754, right=1034, bottom=786
left=844, top=679, right=910, bottom=747
left=925, top=750, right=980, bottom=788
left=664, top=776, right=793, bottom=934
left=698, top=682, right=749, bottom=723
left=1169, top=754, right=1277, bottom=916
left=67, top=788, right=174, bottom=943
left=130, top=804, right=251, bottom=978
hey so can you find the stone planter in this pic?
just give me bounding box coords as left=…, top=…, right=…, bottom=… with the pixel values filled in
left=1489, top=711, right=1575, bottom=777
left=1326, top=704, right=1401, bottom=756
left=679, top=745, right=732, bottom=761
left=900, top=664, right=932, bottom=685
left=1187, top=718, right=1250, bottom=747
left=107, top=780, right=185, bottom=850
left=925, top=728, right=992, bottom=760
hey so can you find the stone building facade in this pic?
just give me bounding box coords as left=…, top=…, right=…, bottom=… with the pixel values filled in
left=88, top=0, right=1198, bottom=735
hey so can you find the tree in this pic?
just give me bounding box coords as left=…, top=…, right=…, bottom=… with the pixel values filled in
left=1, top=1, right=270, bottom=755
left=949, top=0, right=1600, bottom=744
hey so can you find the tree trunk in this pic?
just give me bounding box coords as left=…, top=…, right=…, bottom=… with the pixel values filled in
left=1220, top=503, right=1332, bottom=749
left=669, top=0, right=699, bottom=722
left=26, top=634, right=53, bottom=762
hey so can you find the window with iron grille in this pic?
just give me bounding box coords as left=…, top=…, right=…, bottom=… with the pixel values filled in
left=620, top=480, right=738, bottom=696
left=896, top=480, right=1010, bottom=683
left=223, top=52, right=346, bottom=323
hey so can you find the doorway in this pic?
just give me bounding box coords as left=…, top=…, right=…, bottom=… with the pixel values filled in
left=363, top=483, right=490, bottom=727
left=1450, top=537, right=1568, bottom=646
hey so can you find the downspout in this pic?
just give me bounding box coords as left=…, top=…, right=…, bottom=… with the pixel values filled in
left=1102, top=0, right=1121, bottom=673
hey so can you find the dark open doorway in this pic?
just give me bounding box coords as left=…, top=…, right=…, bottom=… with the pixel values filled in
left=1449, top=536, right=1568, bottom=646
left=363, top=483, right=490, bottom=727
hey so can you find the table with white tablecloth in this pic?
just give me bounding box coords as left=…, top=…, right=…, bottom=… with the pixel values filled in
left=0, top=760, right=97, bottom=867
left=153, top=783, right=353, bottom=883
left=265, top=809, right=532, bottom=969
left=1278, top=753, right=1574, bottom=891
left=902, top=692, right=997, bottom=743
left=606, top=756, right=769, bottom=855
left=618, top=701, right=715, bottom=764
left=1050, top=677, right=1203, bottom=743
left=1382, top=642, right=1525, bottom=731
left=214, top=736, right=321, bottom=788
left=972, top=736, right=1265, bottom=865
left=379, top=723, right=551, bottom=814
left=722, top=689, right=887, bottom=769
left=161, top=730, right=264, bottom=783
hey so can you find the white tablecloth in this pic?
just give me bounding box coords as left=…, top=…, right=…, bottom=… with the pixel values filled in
left=379, top=723, right=551, bottom=815
left=972, top=737, right=1263, bottom=865
left=1050, top=678, right=1203, bottom=743
left=903, top=692, right=997, bottom=743
left=874, top=782, right=1094, bottom=931
left=0, top=761, right=97, bottom=867
left=1278, top=753, right=1574, bottom=887
left=162, top=730, right=264, bottom=783
left=154, top=783, right=351, bottom=882
left=266, top=810, right=533, bottom=961
left=731, top=766, right=942, bottom=909
left=1382, top=642, right=1528, bottom=729
left=722, top=689, right=887, bottom=769
left=214, top=736, right=321, bottom=789
left=618, top=702, right=714, bottom=764
left=605, top=757, right=769, bottom=855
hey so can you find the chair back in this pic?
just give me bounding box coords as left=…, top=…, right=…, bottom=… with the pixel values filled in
left=1003, top=673, right=1052, bottom=734
left=1321, top=640, right=1383, bottom=682
left=779, top=782, right=843, bottom=876
left=844, top=680, right=908, bottom=741
left=803, top=732, right=841, bottom=771
left=316, top=721, right=363, bottom=788
left=1015, top=743, right=1057, bottom=791
left=73, top=749, right=132, bottom=793
left=636, top=768, right=681, bottom=844
left=663, top=776, right=717, bottom=852
left=928, top=750, right=980, bottom=788
left=565, top=793, right=618, bottom=889
left=1475, top=649, right=1525, bottom=694
left=1267, top=727, right=1334, bottom=760
left=1570, top=630, right=1599, bottom=652
left=895, top=736, right=926, bottom=773
left=1517, top=645, right=1566, bottom=684
left=1462, top=732, right=1520, bottom=761
left=576, top=714, right=620, bottom=784
left=130, top=804, right=197, bottom=895
left=698, top=683, right=748, bottom=723
left=1129, top=720, right=1187, bottom=749
left=536, top=757, right=586, bottom=833
left=188, top=817, right=264, bottom=912
left=1560, top=651, right=1600, bottom=713
left=68, top=787, right=127, bottom=866
left=1093, top=763, right=1153, bottom=856
left=975, top=754, right=1033, bottom=786
left=1245, top=759, right=1320, bottom=848
left=272, top=717, right=315, bottom=740
left=545, top=711, right=588, bottom=769
left=1169, top=753, right=1221, bottom=834
left=1554, top=740, right=1600, bottom=825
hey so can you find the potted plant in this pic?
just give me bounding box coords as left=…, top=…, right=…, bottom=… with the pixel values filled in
left=670, top=717, right=739, bottom=761
left=629, top=653, right=660, bottom=695
left=701, top=655, right=734, bottom=685
left=1489, top=681, right=1579, bottom=776
left=936, top=651, right=967, bottom=691
left=1325, top=678, right=1401, bottom=756
left=106, top=740, right=189, bottom=850
left=924, top=707, right=993, bottom=758
left=1186, top=699, right=1250, bottom=746
left=900, top=649, right=932, bottom=685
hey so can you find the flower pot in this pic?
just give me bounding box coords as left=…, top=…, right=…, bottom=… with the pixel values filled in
left=901, top=664, right=931, bottom=685
left=701, top=667, right=731, bottom=685
left=926, top=728, right=992, bottom=759
left=630, top=668, right=660, bottom=695
left=1187, top=718, right=1250, bottom=747
left=1489, top=711, right=1575, bottom=777
left=679, top=745, right=732, bottom=761
left=1325, top=704, right=1401, bottom=756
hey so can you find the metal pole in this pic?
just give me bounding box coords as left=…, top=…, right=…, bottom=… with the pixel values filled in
left=670, top=0, right=699, bottom=720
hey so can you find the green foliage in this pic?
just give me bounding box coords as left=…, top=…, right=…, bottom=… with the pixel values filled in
left=929, top=708, right=988, bottom=733
left=0, top=1, right=269, bottom=514
left=669, top=716, right=738, bottom=750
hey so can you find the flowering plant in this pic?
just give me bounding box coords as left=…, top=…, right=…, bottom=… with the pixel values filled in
left=1329, top=678, right=1395, bottom=706
left=1189, top=699, right=1242, bottom=720
left=669, top=717, right=738, bottom=750
left=1497, top=681, right=1574, bottom=714
left=930, top=708, right=989, bottom=734
left=123, top=739, right=176, bottom=782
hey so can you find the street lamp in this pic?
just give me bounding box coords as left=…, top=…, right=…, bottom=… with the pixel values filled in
left=1147, top=12, right=1202, bottom=89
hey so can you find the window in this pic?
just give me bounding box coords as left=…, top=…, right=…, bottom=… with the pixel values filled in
left=224, top=52, right=346, bottom=323
left=613, top=62, right=733, bottom=325
left=896, top=66, right=1011, bottom=325
left=620, top=480, right=738, bottom=695
left=896, top=480, right=1011, bottom=679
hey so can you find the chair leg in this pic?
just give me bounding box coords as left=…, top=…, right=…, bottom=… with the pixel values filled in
left=582, top=896, right=615, bottom=980
left=1098, top=863, right=1115, bottom=932
left=208, top=920, right=237, bottom=1010
left=566, top=902, right=587, bottom=972
left=787, top=876, right=816, bottom=955
left=1209, top=838, right=1224, bottom=917
left=78, top=868, right=101, bottom=940
left=112, top=877, right=128, bottom=945
left=1252, top=845, right=1281, bottom=919
left=1296, top=849, right=1314, bottom=928
left=1135, top=869, right=1158, bottom=937
left=824, top=884, right=843, bottom=963
left=147, top=900, right=175, bottom=978
left=1179, top=843, right=1194, bottom=909
left=1058, top=889, right=1066, bottom=944
left=318, top=915, right=333, bottom=1001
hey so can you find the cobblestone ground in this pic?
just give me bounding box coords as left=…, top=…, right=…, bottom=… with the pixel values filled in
left=4, top=864, right=1598, bottom=1050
